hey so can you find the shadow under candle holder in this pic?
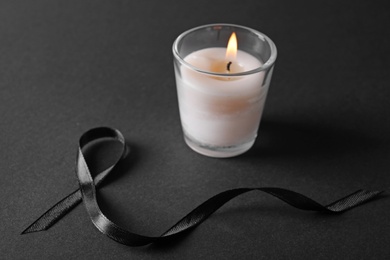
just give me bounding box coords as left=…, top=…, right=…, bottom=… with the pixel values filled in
left=243, top=119, right=381, bottom=160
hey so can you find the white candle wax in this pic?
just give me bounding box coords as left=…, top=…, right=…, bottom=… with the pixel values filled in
left=176, top=47, right=267, bottom=148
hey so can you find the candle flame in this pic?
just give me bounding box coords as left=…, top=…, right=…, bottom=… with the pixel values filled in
left=225, top=32, right=237, bottom=61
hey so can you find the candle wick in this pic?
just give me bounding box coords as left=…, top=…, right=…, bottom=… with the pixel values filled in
left=227, top=61, right=232, bottom=72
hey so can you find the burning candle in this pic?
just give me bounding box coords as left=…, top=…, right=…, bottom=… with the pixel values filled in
left=173, top=24, right=277, bottom=158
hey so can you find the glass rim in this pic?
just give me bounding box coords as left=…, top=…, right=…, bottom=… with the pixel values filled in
left=172, top=23, right=277, bottom=77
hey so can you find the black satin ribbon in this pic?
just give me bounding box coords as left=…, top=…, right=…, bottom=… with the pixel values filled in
left=22, top=127, right=385, bottom=246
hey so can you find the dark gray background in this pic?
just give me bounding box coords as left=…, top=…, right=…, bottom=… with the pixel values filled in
left=1, top=0, right=389, bottom=259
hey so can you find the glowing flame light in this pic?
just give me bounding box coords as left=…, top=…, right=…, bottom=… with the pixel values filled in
left=225, top=32, right=237, bottom=61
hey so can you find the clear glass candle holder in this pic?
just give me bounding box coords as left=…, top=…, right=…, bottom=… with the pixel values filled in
left=173, top=24, right=277, bottom=158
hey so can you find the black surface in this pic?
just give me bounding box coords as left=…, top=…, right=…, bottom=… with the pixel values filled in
left=1, top=0, right=389, bottom=259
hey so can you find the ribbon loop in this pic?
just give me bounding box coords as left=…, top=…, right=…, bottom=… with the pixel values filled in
left=22, top=127, right=385, bottom=247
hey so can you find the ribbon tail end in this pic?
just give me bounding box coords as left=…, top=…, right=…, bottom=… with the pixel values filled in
left=21, top=226, right=46, bottom=235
